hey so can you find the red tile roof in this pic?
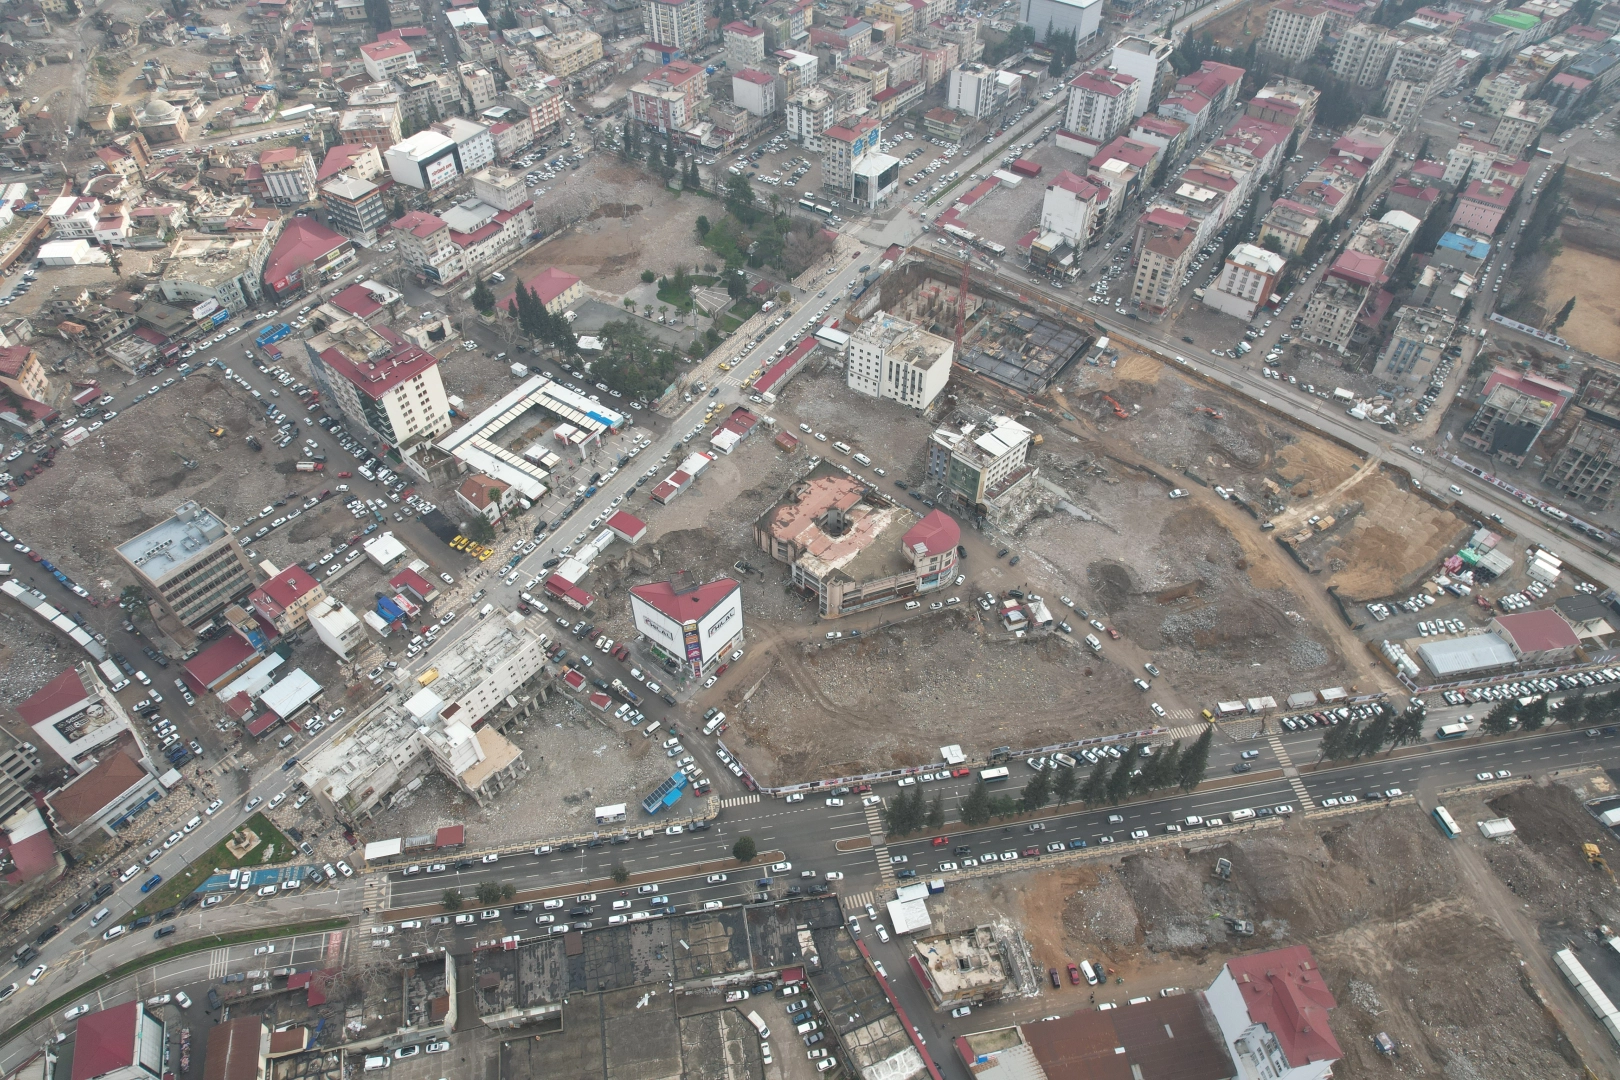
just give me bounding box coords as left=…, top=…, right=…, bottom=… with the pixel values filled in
left=184, top=631, right=259, bottom=689
left=247, top=710, right=281, bottom=736
left=1495, top=610, right=1579, bottom=653
left=258, top=146, right=299, bottom=167
left=318, top=143, right=375, bottom=182
left=389, top=567, right=436, bottom=599
left=16, top=667, right=89, bottom=727
left=263, top=217, right=349, bottom=290
left=506, top=266, right=580, bottom=309
left=46, top=745, right=151, bottom=830
left=902, top=510, right=959, bottom=558
left=724, top=19, right=763, bottom=34
left=329, top=283, right=385, bottom=318
left=735, top=67, right=774, bottom=85
left=70, top=1002, right=140, bottom=1080
left=1224, top=946, right=1341, bottom=1068
left=629, top=578, right=739, bottom=624
left=360, top=39, right=414, bottom=60
left=2, top=825, right=57, bottom=884
left=436, top=824, right=465, bottom=847
left=1329, top=250, right=1384, bottom=286
left=259, top=566, right=320, bottom=609
left=318, top=341, right=439, bottom=400
left=605, top=511, right=647, bottom=541
left=394, top=210, right=447, bottom=238
left=1049, top=170, right=1103, bottom=199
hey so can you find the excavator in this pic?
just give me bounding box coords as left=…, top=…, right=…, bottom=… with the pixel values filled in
left=201, top=419, right=225, bottom=438
left=1102, top=394, right=1130, bottom=420
left=1194, top=405, right=1225, bottom=420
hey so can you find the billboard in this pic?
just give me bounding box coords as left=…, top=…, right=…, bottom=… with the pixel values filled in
left=191, top=298, right=220, bottom=321
left=697, top=585, right=743, bottom=663
left=423, top=152, right=460, bottom=190
left=630, top=593, right=683, bottom=652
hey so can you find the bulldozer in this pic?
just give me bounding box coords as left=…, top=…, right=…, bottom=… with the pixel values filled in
left=1584, top=843, right=1617, bottom=885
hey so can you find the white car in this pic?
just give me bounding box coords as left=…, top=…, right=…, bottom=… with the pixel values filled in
left=769, top=861, right=792, bottom=873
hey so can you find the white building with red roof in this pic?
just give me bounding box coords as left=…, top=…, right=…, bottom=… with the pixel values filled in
left=606, top=510, right=648, bottom=543
left=1040, top=169, right=1106, bottom=248
left=392, top=209, right=468, bottom=287
left=361, top=38, right=418, bottom=81
left=504, top=267, right=582, bottom=315
left=247, top=564, right=328, bottom=634
left=629, top=577, right=743, bottom=677
left=261, top=216, right=354, bottom=301
left=67, top=1001, right=167, bottom=1080
left=17, top=662, right=142, bottom=773
left=1064, top=68, right=1140, bottom=143
left=1206, top=945, right=1340, bottom=1080
left=304, top=314, right=451, bottom=450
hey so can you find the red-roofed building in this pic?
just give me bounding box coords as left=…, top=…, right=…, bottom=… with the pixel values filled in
left=605, top=511, right=647, bottom=543
left=389, top=567, right=439, bottom=604
left=435, top=824, right=465, bottom=847
left=44, top=742, right=159, bottom=841
left=1130, top=207, right=1197, bottom=315
left=629, top=578, right=742, bottom=676
left=183, top=630, right=262, bottom=695
left=503, top=266, right=582, bottom=315
left=247, top=565, right=328, bottom=634
left=262, top=216, right=355, bottom=301
left=457, top=473, right=515, bottom=524
left=902, top=509, right=960, bottom=560
left=391, top=210, right=467, bottom=288
left=317, top=143, right=384, bottom=184
left=561, top=668, right=587, bottom=691
left=1064, top=68, right=1140, bottom=142
left=1452, top=179, right=1514, bottom=234
left=753, top=335, right=818, bottom=397
left=258, top=145, right=317, bottom=205
left=543, top=575, right=596, bottom=613
left=1040, top=169, right=1106, bottom=248
left=18, top=663, right=141, bottom=774
left=327, top=281, right=397, bottom=323
left=70, top=1001, right=166, bottom=1080
left=0, top=808, right=61, bottom=884
left=306, top=322, right=450, bottom=450
left=1207, top=946, right=1340, bottom=1080
left=360, top=38, right=417, bottom=81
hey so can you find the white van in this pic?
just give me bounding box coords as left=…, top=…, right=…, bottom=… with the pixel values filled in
left=832, top=441, right=852, bottom=455
left=1085, top=634, right=1103, bottom=653
left=702, top=713, right=728, bottom=736
left=363, top=1055, right=392, bottom=1070
left=1229, top=808, right=1256, bottom=821
left=852, top=452, right=871, bottom=466
left=1080, top=960, right=1100, bottom=985
left=478, top=603, right=494, bottom=619
left=642, top=721, right=661, bottom=739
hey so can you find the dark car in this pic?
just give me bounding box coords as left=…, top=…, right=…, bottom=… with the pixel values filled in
left=207, top=989, right=221, bottom=1010
left=1049, top=967, right=1062, bottom=988
left=1232, top=762, right=1252, bottom=773
left=131, top=915, right=153, bottom=930
left=153, top=925, right=177, bottom=939
left=568, top=906, right=595, bottom=917
left=34, top=925, right=59, bottom=945
left=93, top=883, right=114, bottom=901
left=70, top=901, right=91, bottom=919
left=954, top=845, right=973, bottom=855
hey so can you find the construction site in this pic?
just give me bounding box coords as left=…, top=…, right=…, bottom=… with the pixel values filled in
left=923, top=777, right=1620, bottom=1080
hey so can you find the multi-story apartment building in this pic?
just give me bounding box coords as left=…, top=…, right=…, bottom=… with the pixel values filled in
left=392, top=210, right=469, bottom=286
left=360, top=38, right=417, bottom=81
left=643, top=0, right=704, bottom=50
left=458, top=62, right=497, bottom=111
left=247, top=565, right=328, bottom=635
left=116, top=501, right=258, bottom=628
left=1332, top=23, right=1398, bottom=87
left=1259, top=0, right=1328, bottom=62
left=305, top=314, right=452, bottom=450
left=822, top=116, right=881, bottom=196
left=847, top=311, right=953, bottom=410
left=925, top=413, right=1035, bottom=515
left=947, top=62, right=1009, bottom=117
left=1039, top=169, right=1106, bottom=249
left=1064, top=68, right=1140, bottom=142
left=1544, top=418, right=1620, bottom=511
left=1385, top=35, right=1470, bottom=123
left=0, top=345, right=55, bottom=403
left=1129, top=206, right=1197, bottom=315
left=1299, top=251, right=1384, bottom=354
left=1110, top=35, right=1173, bottom=116
left=724, top=21, right=766, bottom=69
left=440, top=168, right=538, bottom=274
left=17, top=663, right=141, bottom=774
left=1492, top=97, right=1555, bottom=157
left=732, top=69, right=777, bottom=116
left=257, top=146, right=317, bottom=205
left=322, top=174, right=389, bottom=244
left=1374, top=305, right=1453, bottom=384
left=1204, top=243, right=1286, bottom=322
left=786, top=86, right=835, bottom=150
left=431, top=116, right=496, bottom=174
left=535, top=29, right=603, bottom=76
left=1245, top=76, right=1320, bottom=139
left=629, top=60, right=707, bottom=132
left=339, top=106, right=403, bottom=148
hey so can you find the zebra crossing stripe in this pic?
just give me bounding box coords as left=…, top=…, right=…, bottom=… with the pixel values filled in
left=721, top=794, right=760, bottom=808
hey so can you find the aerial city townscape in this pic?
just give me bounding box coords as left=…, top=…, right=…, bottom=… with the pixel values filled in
left=5, top=0, right=1620, bottom=1073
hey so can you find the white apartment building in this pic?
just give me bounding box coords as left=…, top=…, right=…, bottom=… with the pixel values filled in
left=458, top=63, right=497, bottom=111
left=733, top=69, right=777, bottom=117
left=392, top=210, right=468, bottom=286
left=643, top=0, right=703, bottom=50
left=1019, top=0, right=1103, bottom=44
left=786, top=86, right=835, bottom=150
left=304, top=313, right=453, bottom=448
left=360, top=38, right=417, bottom=81
left=1259, top=0, right=1327, bottom=63
left=848, top=311, right=953, bottom=410
left=1204, top=242, right=1286, bottom=321
left=432, top=116, right=495, bottom=175
left=1331, top=24, right=1397, bottom=88
left=258, top=147, right=317, bottom=205
left=1110, top=35, right=1172, bottom=116
left=307, top=597, right=365, bottom=660
left=1205, top=946, right=1340, bottom=1080
left=1064, top=67, right=1140, bottom=142
left=1040, top=170, right=1105, bottom=247
left=947, top=63, right=999, bottom=118
left=16, top=662, right=145, bottom=774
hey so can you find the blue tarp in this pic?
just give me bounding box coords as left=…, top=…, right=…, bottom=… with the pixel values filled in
left=376, top=596, right=404, bottom=622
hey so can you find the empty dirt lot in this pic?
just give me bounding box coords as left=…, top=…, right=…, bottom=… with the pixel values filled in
left=928, top=804, right=1587, bottom=1079
left=1537, top=245, right=1620, bottom=363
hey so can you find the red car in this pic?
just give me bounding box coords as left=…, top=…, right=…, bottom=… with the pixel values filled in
left=951, top=767, right=972, bottom=778
left=1106, top=627, right=1121, bottom=640
left=1067, top=964, right=1081, bottom=985
left=338, top=471, right=352, bottom=478
left=852, top=783, right=872, bottom=794
left=931, top=836, right=949, bottom=846
left=1022, top=846, right=1040, bottom=857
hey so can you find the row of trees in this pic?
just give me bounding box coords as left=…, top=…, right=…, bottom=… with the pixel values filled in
left=619, top=124, right=704, bottom=191
left=877, top=729, right=1215, bottom=835
left=441, top=881, right=516, bottom=910
left=508, top=281, right=579, bottom=355
left=1315, top=705, right=1428, bottom=761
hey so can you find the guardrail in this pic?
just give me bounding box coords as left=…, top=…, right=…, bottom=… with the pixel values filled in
left=725, top=728, right=1168, bottom=797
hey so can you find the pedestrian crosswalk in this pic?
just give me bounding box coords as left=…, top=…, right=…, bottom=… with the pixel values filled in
left=207, top=948, right=230, bottom=979
left=1267, top=732, right=1316, bottom=811
left=1163, top=708, right=1200, bottom=723
left=1164, top=722, right=1211, bottom=740
left=719, top=794, right=761, bottom=809
left=840, top=891, right=875, bottom=912
left=863, top=804, right=897, bottom=887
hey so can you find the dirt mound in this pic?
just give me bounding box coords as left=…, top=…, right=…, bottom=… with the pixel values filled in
left=588, top=203, right=644, bottom=221
left=1087, top=561, right=1135, bottom=611
left=1060, top=866, right=1141, bottom=950
left=1481, top=785, right=1620, bottom=928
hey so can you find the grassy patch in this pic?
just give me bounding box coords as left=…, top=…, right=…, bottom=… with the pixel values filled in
left=0, top=917, right=348, bottom=1050
left=716, top=298, right=762, bottom=333
left=129, top=812, right=293, bottom=918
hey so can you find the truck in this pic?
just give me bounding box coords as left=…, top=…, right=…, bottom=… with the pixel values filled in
left=295, top=461, right=323, bottom=472
left=1332, top=387, right=1355, bottom=402
left=611, top=679, right=642, bottom=706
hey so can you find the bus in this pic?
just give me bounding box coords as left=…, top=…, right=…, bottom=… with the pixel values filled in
left=980, top=766, right=1011, bottom=783
left=1435, top=722, right=1470, bottom=740
left=1432, top=805, right=1460, bottom=838
left=1536, top=146, right=1554, bottom=156
left=798, top=199, right=817, bottom=212
left=814, top=204, right=834, bottom=217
